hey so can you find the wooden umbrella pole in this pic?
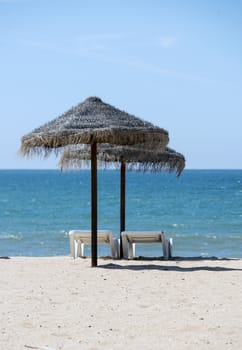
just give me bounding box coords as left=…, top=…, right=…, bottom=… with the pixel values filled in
left=120, top=158, right=126, bottom=259
left=91, top=141, right=97, bottom=267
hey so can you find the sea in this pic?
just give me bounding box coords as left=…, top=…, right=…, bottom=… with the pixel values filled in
left=0, top=169, right=242, bottom=258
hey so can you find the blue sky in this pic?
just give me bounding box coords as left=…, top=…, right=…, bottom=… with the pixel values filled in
left=0, top=0, right=241, bottom=169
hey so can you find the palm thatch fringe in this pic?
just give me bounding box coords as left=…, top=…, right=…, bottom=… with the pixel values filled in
left=59, top=145, right=185, bottom=176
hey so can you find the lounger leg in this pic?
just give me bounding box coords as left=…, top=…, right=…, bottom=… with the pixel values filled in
left=81, top=243, right=84, bottom=257
left=129, top=243, right=135, bottom=258
left=69, top=232, right=75, bottom=258
left=77, top=241, right=85, bottom=257
left=161, top=232, right=168, bottom=260
left=77, top=240, right=81, bottom=257
left=118, top=239, right=121, bottom=258
left=121, top=233, right=129, bottom=259
left=168, top=238, right=173, bottom=259
left=128, top=243, right=136, bottom=258
left=109, top=236, right=116, bottom=259
left=113, top=239, right=120, bottom=259
left=109, top=234, right=121, bottom=259
left=128, top=242, right=133, bottom=258
left=165, top=240, right=170, bottom=260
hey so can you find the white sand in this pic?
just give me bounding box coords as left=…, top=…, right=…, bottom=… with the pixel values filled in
left=1, top=257, right=242, bottom=350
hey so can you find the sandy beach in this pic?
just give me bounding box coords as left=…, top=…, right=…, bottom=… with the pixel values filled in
left=1, top=257, right=242, bottom=350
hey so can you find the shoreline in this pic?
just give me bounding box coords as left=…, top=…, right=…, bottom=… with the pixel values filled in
left=1, top=257, right=242, bottom=349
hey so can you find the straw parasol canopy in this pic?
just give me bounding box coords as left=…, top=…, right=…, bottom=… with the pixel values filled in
left=20, top=96, right=169, bottom=266
left=20, top=96, right=169, bottom=157
left=59, top=144, right=185, bottom=176
left=59, top=144, right=185, bottom=257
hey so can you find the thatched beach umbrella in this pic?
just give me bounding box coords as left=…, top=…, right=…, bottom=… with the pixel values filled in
left=20, top=96, right=169, bottom=266
left=59, top=144, right=185, bottom=257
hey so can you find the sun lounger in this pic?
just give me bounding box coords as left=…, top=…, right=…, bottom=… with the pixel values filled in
left=121, top=231, right=173, bottom=260
left=69, top=230, right=119, bottom=259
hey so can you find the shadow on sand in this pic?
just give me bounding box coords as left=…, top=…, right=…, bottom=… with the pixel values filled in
left=98, top=256, right=242, bottom=272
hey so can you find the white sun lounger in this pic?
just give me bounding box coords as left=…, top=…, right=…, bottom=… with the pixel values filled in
left=69, top=230, right=119, bottom=259
left=121, top=231, right=173, bottom=260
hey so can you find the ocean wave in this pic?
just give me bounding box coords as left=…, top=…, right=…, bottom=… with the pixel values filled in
left=0, top=234, right=23, bottom=241
left=0, top=199, right=9, bottom=203
left=205, top=235, right=217, bottom=240
left=171, top=232, right=200, bottom=237
left=171, top=232, right=219, bottom=239
left=171, top=223, right=185, bottom=228
left=228, top=235, right=242, bottom=240
left=170, top=232, right=242, bottom=242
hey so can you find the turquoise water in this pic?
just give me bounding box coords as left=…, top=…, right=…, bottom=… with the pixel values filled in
left=0, top=169, right=241, bottom=258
